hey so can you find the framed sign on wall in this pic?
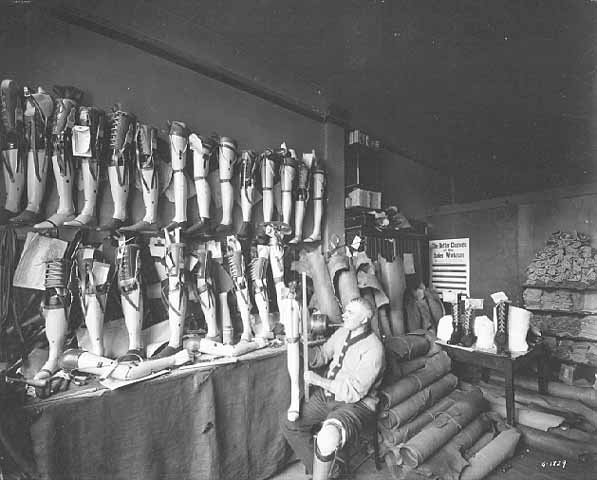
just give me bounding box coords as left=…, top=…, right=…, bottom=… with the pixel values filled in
left=429, top=238, right=470, bottom=296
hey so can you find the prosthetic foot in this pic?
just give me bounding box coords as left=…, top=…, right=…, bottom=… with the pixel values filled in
left=75, top=246, right=111, bottom=356
left=251, top=244, right=273, bottom=339
left=215, top=136, right=237, bottom=235
left=289, top=151, right=314, bottom=244
left=34, top=86, right=83, bottom=229
left=303, top=163, right=326, bottom=243
left=99, top=109, right=135, bottom=231
left=237, top=149, right=258, bottom=240
left=1, top=79, right=25, bottom=223
left=64, top=106, right=106, bottom=227
left=281, top=282, right=301, bottom=421
left=226, top=236, right=253, bottom=341
left=186, top=133, right=217, bottom=235
left=193, top=245, right=219, bottom=341
left=34, top=258, right=71, bottom=384
left=155, top=228, right=187, bottom=357
left=10, top=86, right=53, bottom=225
left=279, top=143, right=297, bottom=234
left=120, top=124, right=160, bottom=232
left=117, top=237, right=144, bottom=359
left=167, top=121, right=189, bottom=230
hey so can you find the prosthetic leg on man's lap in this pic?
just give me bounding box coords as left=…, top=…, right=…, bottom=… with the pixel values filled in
left=34, top=86, right=83, bottom=229
left=1, top=79, right=25, bottom=224
left=117, top=238, right=144, bottom=360
left=120, top=124, right=160, bottom=232
left=64, top=107, right=106, bottom=227
left=10, top=86, right=54, bottom=225
left=186, top=134, right=217, bottom=235
left=99, top=109, right=135, bottom=231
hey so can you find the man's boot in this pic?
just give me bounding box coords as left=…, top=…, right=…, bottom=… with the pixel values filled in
left=166, top=121, right=188, bottom=230
left=10, top=86, right=53, bottom=225
left=120, top=124, right=160, bottom=232
left=34, top=86, right=84, bottom=229
left=1, top=79, right=25, bottom=224
left=99, top=109, right=135, bottom=231
left=215, top=136, right=237, bottom=235
left=64, top=107, right=106, bottom=227
left=237, top=149, right=258, bottom=240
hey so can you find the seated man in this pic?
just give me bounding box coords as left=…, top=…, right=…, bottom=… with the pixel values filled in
left=280, top=297, right=385, bottom=479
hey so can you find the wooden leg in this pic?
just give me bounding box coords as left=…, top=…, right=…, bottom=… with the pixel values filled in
left=504, top=361, right=515, bottom=425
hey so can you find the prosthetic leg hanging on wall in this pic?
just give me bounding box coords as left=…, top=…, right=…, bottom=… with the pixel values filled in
left=99, top=109, right=135, bottom=231
left=279, top=143, right=297, bottom=234
left=304, top=160, right=326, bottom=243
left=154, top=229, right=187, bottom=358
left=186, top=134, right=218, bottom=235
left=34, top=86, right=84, bottom=229
left=75, top=246, right=111, bottom=355
left=251, top=244, right=273, bottom=339
left=259, top=149, right=277, bottom=224
left=10, top=86, right=54, bottom=225
left=226, top=236, right=253, bottom=341
left=167, top=121, right=188, bottom=230
left=120, top=124, right=160, bottom=232
left=216, top=136, right=237, bottom=234
left=237, top=149, right=258, bottom=240
left=117, top=237, right=145, bottom=360
left=193, top=245, right=219, bottom=341
left=1, top=79, right=25, bottom=224
left=34, top=258, right=72, bottom=383
left=64, top=107, right=106, bottom=227
left=289, top=151, right=314, bottom=244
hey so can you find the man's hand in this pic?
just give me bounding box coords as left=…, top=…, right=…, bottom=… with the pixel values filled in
left=304, top=371, right=332, bottom=392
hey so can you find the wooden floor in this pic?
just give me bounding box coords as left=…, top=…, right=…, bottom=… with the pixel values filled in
left=269, top=447, right=597, bottom=480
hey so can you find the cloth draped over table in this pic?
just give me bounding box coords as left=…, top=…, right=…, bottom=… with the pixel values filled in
left=25, top=351, right=292, bottom=480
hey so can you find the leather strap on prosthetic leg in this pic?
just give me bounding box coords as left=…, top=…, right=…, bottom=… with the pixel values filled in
left=100, top=108, right=135, bottom=230
left=11, top=86, right=53, bottom=225
left=216, top=136, right=238, bottom=234
left=327, top=247, right=360, bottom=310
left=379, top=254, right=406, bottom=336
left=292, top=247, right=341, bottom=323
left=237, top=149, right=258, bottom=240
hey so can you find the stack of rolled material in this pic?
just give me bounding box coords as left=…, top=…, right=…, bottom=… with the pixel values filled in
left=384, top=331, right=442, bottom=383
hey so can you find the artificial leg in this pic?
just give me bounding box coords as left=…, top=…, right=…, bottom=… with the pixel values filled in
left=193, top=246, right=219, bottom=341
left=289, top=151, right=314, bottom=244
left=186, top=134, right=217, bottom=235
left=226, top=235, right=253, bottom=341
left=260, top=149, right=276, bottom=224
left=313, top=421, right=344, bottom=480
left=281, top=283, right=301, bottom=421
left=237, top=149, right=258, bottom=240
left=304, top=166, right=326, bottom=243
left=117, top=238, right=144, bottom=359
left=279, top=144, right=297, bottom=232
left=215, top=136, right=237, bottom=234
left=167, top=121, right=188, bottom=230
left=251, top=244, right=273, bottom=338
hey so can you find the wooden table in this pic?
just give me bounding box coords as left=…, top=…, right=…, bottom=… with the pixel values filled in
left=439, top=341, right=548, bottom=425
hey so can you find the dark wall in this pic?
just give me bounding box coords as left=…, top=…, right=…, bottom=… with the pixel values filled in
left=0, top=11, right=345, bottom=241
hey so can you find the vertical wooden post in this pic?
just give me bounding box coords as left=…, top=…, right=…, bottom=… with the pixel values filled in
left=302, top=272, right=309, bottom=402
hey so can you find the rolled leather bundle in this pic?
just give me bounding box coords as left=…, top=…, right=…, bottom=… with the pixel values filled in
left=327, top=249, right=360, bottom=309
left=379, top=373, right=459, bottom=429
left=291, top=247, right=341, bottom=323
left=399, top=388, right=487, bottom=468
left=355, top=251, right=389, bottom=309
left=379, top=254, right=406, bottom=336
left=490, top=372, right=597, bottom=409
left=416, top=414, right=493, bottom=480
left=379, top=392, right=461, bottom=447
left=380, top=350, right=452, bottom=410
left=385, top=333, right=431, bottom=361
left=464, top=431, right=495, bottom=459
left=460, top=428, right=521, bottom=480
